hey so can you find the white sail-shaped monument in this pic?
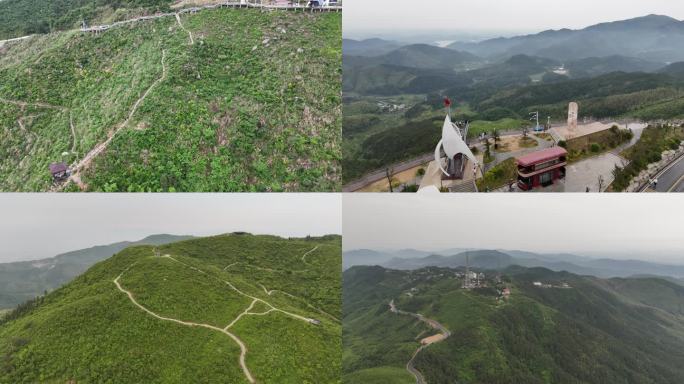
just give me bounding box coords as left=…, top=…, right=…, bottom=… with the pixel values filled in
left=434, top=115, right=478, bottom=177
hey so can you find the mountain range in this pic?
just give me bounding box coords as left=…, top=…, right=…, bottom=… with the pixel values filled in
left=344, top=248, right=684, bottom=282
left=0, top=234, right=193, bottom=309
left=449, top=14, right=684, bottom=63
left=0, top=233, right=341, bottom=383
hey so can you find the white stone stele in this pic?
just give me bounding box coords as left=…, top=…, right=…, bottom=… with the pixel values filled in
left=434, top=115, right=478, bottom=176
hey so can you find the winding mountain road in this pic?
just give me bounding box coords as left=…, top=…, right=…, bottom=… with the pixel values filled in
left=389, top=299, right=451, bottom=384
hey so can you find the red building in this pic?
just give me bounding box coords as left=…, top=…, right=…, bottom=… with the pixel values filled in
left=516, top=147, right=567, bottom=190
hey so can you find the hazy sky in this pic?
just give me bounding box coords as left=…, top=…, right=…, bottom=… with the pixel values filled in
left=344, top=194, right=684, bottom=263
left=0, top=194, right=341, bottom=263
left=344, top=0, right=684, bottom=38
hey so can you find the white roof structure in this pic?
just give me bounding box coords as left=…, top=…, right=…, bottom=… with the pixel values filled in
left=434, top=115, right=478, bottom=176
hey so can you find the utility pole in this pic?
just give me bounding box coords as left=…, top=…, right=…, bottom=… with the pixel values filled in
left=464, top=252, right=471, bottom=289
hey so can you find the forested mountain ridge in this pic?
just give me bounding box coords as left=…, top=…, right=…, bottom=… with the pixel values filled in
left=449, top=14, right=684, bottom=62
left=0, top=233, right=342, bottom=383
left=343, top=265, right=684, bottom=384
left=0, top=234, right=193, bottom=309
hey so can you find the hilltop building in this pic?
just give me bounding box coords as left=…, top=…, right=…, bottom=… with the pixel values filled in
left=49, top=162, right=69, bottom=182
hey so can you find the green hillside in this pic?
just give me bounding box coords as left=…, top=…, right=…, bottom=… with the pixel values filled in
left=0, top=234, right=193, bottom=310
left=0, top=233, right=341, bottom=383
left=343, top=265, right=684, bottom=384
left=0, top=0, right=173, bottom=39
left=0, top=8, right=341, bottom=192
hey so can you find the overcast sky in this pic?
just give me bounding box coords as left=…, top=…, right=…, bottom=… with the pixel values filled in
left=0, top=194, right=341, bottom=263
left=344, top=0, right=684, bottom=38
left=344, top=194, right=684, bottom=263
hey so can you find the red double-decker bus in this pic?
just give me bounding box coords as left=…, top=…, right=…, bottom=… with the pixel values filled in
left=516, top=147, right=568, bottom=190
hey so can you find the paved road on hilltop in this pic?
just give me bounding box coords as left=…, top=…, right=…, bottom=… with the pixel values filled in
left=343, top=130, right=541, bottom=192
left=389, top=299, right=451, bottom=384
left=647, top=154, right=684, bottom=192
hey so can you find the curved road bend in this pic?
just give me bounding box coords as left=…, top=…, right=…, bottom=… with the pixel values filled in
left=389, top=300, right=451, bottom=384
left=646, top=154, right=684, bottom=192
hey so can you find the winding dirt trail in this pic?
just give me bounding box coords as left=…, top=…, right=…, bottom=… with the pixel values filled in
left=0, top=98, right=73, bottom=167
left=389, top=299, right=451, bottom=384
left=69, top=113, right=76, bottom=152
left=301, top=245, right=319, bottom=264
left=59, top=48, right=168, bottom=191
left=111, top=247, right=330, bottom=382
left=175, top=13, right=194, bottom=45
left=234, top=246, right=340, bottom=323
left=259, top=283, right=340, bottom=323
left=114, top=272, right=255, bottom=383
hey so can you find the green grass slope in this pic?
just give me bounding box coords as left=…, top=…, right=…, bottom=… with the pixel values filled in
left=0, top=8, right=341, bottom=192
left=0, top=233, right=341, bottom=383
left=344, top=265, right=684, bottom=384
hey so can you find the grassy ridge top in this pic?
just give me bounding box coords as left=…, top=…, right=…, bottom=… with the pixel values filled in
left=0, top=0, right=173, bottom=39
left=0, top=233, right=341, bottom=383
left=0, top=9, right=341, bottom=191
left=343, top=265, right=684, bottom=384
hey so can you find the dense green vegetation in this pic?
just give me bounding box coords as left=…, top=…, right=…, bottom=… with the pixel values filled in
left=564, top=125, right=633, bottom=163
left=343, top=116, right=442, bottom=182
left=0, top=9, right=341, bottom=191
left=611, top=124, right=684, bottom=191
left=344, top=265, right=684, bottom=384
left=477, top=158, right=517, bottom=191
left=0, top=0, right=174, bottom=39
left=0, top=233, right=341, bottom=383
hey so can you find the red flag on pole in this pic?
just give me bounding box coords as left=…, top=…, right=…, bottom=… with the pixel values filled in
left=443, top=97, right=451, bottom=107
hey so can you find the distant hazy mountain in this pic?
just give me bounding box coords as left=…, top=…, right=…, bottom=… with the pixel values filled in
left=343, top=38, right=403, bottom=57
left=581, top=258, right=684, bottom=278
left=0, top=234, right=193, bottom=309
left=450, top=15, right=684, bottom=63
left=349, top=248, right=684, bottom=280
left=384, top=250, right=513, bottom=270
left=565, top=55, right=664, bottom=78
left=659, top=61, right=684, bottom=78
left=343, top=248, right=472, bottom=270
left=348, top=44, right=482, bottom=70
left=343, top=249, right=395, bottom=270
